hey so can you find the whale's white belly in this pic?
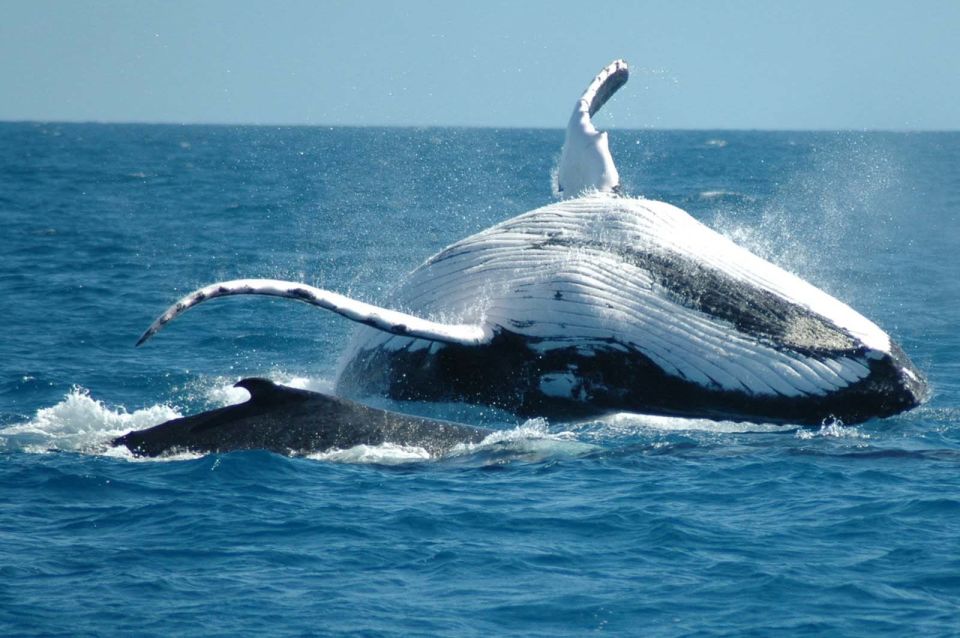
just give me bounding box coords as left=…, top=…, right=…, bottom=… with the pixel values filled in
left=340, top=193, right=891, bottom=400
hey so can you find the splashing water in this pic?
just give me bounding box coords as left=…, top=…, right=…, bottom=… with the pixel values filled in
left=0, top=387, right=180, bottom=454
left=708, top=135, right=900, bottom=305
left=795, top=418, right=870, bottom=440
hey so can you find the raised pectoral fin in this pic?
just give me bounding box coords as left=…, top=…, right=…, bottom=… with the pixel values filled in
left=557, top=60, right=628, bottom=196
left=583, top=59, right=629, bottom=118
left=136, top=278, right=493, bottom=347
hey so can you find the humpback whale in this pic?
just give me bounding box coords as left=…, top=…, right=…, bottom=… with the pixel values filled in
left=113, top=378, right=490, bottom=457
left=137, top=60, right=926, bottom=425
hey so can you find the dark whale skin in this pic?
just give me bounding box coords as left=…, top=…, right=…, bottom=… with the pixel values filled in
left=113, top=378, right=491, bottom=458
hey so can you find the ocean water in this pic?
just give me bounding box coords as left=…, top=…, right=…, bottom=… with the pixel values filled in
left=1, top=122, right=959, bottom=636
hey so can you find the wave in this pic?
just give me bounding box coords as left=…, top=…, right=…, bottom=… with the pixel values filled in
left=699, top=190, right=756, bottom=203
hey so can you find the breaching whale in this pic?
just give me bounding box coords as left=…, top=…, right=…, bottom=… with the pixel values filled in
left=137, top=60, right=926, bottom=425
left=113, top=378, right=490, bottom=457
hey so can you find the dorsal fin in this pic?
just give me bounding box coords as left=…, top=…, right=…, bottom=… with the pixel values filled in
left=557, top=60, right=628, bottom=197
left=234, top=378, right=283, bottom=401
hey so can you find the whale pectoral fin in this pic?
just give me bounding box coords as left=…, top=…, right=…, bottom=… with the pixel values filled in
left=135, top=278, right=493, bottom=348
left=584, top=60, right=629, bottom=118
left=557, top=59, right=628, bottom=197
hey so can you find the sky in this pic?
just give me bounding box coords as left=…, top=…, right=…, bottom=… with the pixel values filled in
left=1, top=0, right=958, bottom=130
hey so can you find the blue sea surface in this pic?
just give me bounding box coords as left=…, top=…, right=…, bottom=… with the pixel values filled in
left=1, top=123, right=959, bottom=636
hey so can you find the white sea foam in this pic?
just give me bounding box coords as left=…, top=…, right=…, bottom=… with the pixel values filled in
left=795, top=419, right=869, bottom=440
left=101, top=445, right=206, bottom=463
left=0, top=387, right=180, bottom=455
left=306, top=442, right=433, bottom=464
left=303, top=418, right=596, bottom=465
left=589, top=411, right=793, bottom=435
left=450, top=417, right=597, bottom=460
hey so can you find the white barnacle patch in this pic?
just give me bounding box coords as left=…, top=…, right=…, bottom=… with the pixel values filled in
left=782, top=314, right=854, bottom=351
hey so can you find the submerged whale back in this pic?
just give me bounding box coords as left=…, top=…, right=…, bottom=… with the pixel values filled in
left=337, top=193, right=925, bottom=422
left=114, top=378, right=491, bottom=457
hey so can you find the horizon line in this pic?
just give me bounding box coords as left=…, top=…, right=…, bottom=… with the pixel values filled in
left=1, top=118, right=957, bottom=135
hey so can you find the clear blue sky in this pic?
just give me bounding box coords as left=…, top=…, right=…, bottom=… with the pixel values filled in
left=2, top=0, right=957, bottom=130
